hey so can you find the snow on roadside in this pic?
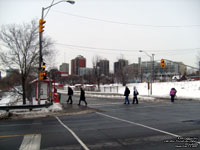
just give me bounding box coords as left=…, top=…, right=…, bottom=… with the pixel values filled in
left=102, top=81, right=200, bottom=100
left=0, top=92, right=21, bottom=106
left=47, top=103, right=63, bottom=112
left=0, top=103, right=63, bottom=119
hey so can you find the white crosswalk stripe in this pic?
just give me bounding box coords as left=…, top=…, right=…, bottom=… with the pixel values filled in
left=19, top=134, right=41, bottom=150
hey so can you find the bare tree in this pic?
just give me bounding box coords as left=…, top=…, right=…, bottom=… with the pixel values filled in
left=0, top=19, right=54, bottom=104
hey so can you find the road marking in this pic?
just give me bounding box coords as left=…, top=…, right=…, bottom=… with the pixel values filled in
left=19, top=134, right=41, bottom=150
left=55, top=116, right=90, bottom=150
left=0, top=133, right=39, bottom=138
left=0, top=123, right=41, bottom=127
left=97, top=112, right=200, bottom=145
left=97, top=112, right=180, bottom=137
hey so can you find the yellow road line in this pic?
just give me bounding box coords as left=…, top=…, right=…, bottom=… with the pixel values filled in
left=0, top=134, right=40, bottom=138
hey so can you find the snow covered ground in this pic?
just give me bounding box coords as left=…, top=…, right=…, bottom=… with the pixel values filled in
left=0, top=91, right=63, bottom=119
left=100, top=81, right=200, bottom=100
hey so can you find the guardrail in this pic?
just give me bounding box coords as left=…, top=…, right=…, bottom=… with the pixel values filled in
left=0, top=102, right=53, bottom=112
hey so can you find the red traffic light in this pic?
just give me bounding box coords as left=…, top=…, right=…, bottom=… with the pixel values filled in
left=43, top=71, right=47, bottom=80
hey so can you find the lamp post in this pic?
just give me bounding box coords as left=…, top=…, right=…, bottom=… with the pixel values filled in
left=139, top=50, right=154, bottom=95
left=38, top=0, right=75, bottom=104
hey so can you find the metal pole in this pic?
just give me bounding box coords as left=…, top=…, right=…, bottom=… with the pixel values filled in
left=150, top=56, right=152, bottom=95
left=150, top=54, right=155, bottom=95
left=38, top=7, right=44, bottom=105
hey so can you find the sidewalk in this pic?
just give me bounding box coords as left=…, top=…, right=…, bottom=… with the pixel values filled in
left=60, top=103, right=99, bottom=116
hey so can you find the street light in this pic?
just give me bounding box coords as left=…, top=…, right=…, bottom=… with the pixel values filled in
left=139, top=50, right=155, bottom=95
left=38, top=0, right=75, bottom=104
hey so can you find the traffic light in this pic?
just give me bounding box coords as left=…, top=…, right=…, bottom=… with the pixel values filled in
left=39, top=71, right=47, bottom=80
left=39, top=19, right=46, bottom=33
left=42, top=62, right=46, bottom=71
left=39, top=72, right=43, bottom=80
left=43, top=71, right=47, bottom=80
left=160, top=59, right=165, bottom=68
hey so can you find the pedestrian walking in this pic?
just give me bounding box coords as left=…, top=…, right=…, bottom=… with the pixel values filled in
left=124, top=86, right=130, bottom=104
left=78, top=87, right=87, bottom=106
left=132, top=86, right=139, bottom=104
left=170, top=88, right=177, bottom=102
left=67, top=86, right=73, bottom=104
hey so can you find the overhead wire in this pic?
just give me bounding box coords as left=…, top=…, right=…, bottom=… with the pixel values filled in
left=50, top=9, right=200, bottom=61
left=52, top=10, right=200, bottom=28
left=55, top=42, right=200, bottom=54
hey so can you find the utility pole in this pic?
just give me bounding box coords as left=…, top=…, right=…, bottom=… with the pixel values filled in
left=38, top=0, right=75, bottom=105
left=151, top=54, right=155, bottom=94
left=38, top=8, right=45, bottom=105
left=139, top=50, right=155, bottom=95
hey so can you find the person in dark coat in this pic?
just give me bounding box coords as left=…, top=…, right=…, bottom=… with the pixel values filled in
left=67, top=86, right=73, bottom=104
left=170, top=88, right=177, bottom=102
left=132, top=86, right=139, bottom=104
left=78, top=87, right=87, bottom=106
left=124, top=86, right=130, bottom=104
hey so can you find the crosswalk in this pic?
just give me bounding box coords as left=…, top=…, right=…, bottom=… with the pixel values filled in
left=19, top=134, right=41, bottom=150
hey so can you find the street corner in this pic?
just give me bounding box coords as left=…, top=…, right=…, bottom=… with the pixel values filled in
left=59, top=103, right=102, bottom=117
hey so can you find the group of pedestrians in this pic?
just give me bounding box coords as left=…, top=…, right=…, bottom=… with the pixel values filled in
left=124, top=86, right=139, bottom=104
left=124, top=86, right=177, bottom=104
left=66, top=85, right=177, bottom=106
left=67, top=86, right=87, bottom=106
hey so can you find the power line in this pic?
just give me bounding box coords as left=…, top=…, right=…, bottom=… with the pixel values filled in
left=52, top=10, right=200, bottom=28
left=56, top=43, right=138, bottom=52
left=55, top=42, right=200, bottom=53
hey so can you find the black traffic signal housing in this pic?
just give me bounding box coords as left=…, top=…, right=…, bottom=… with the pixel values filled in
left=42, top=62, right=46, bottom=71
left=43, top=71, right=47, bottom=80
left=39, top=19, right=46, bottom=33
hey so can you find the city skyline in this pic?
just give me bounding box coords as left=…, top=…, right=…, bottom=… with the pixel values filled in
left=58, top=54, right=188, bottom=76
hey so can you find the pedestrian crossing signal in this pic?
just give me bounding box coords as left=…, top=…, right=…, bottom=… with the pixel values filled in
left=160, top=59, right=165, bottom=68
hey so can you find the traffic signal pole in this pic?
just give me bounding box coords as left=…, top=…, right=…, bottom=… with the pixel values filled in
left=38, top=8, right=44, bottom=105
left=38, top=1, right=75, bottom=104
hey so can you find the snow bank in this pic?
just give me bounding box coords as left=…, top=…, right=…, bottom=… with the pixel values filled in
left=101, top=81, right=200, bottom=99
left=0, top=103, right=63, bottom=119
left=0, top=110, right=8, bottom=119
left=0, top=92, right=21, bottom=106
left=47, top=103, right=63, bottom=112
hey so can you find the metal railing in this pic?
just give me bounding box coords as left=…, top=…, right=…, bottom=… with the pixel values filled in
left=0, top=102, right=53, bottom=112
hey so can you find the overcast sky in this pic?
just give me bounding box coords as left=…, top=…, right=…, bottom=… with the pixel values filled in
left=0, top=0, right=200, bottom=72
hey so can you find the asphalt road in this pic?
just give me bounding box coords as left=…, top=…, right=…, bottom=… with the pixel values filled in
left=0, top=94, right=200, bottom=150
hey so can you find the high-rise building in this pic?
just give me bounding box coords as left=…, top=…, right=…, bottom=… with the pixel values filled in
left=71, top=55, right=86, bottom=75
left=97, top=59, right=109, bottom=76
left=59, top=63, right=69, bottom=73
left=79, top=68, right=93, bottom=76
left=114, top=59, right=128, bottom=74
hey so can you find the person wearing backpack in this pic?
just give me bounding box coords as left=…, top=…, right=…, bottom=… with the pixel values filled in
left=67, top=86, right=73, bottom=104
left=124, top=86, right=130, bottom=104
left=170, top=88, right=177, bottom=102
left=132, top=86, right=139, bottom=104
